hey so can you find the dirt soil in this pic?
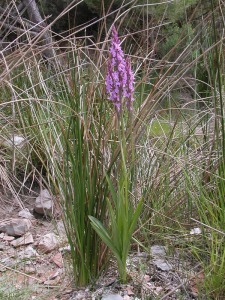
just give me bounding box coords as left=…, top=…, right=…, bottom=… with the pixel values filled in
left=0, top=189, right=203, bottom=300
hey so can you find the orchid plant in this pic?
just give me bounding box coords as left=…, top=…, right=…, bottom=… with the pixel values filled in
left=89, top=25, right=142, bottom=283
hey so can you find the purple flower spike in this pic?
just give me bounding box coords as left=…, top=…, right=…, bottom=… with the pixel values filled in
left=105, top=25, right=134, bottom=114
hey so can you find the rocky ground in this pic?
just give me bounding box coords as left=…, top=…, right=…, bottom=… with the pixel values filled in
left=0, top=188, right=204, bottom=300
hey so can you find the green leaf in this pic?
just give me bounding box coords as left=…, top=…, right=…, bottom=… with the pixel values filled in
left=89, top=216, right=121, bottom=263
left=128, top=198, right=143, bottom=237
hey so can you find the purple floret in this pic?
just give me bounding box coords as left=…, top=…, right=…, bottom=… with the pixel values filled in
left=105, top=25, right=134, bottom=114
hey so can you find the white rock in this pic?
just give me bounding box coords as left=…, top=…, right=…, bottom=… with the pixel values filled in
left=18, top=208, right=34, bottom=220
left=102, top=295, right=123, bottom=300
left=0, top=218, right=31, bottom=237
left=37, top=232, right=58, bottom=253
left=56, top=220, right=67, bottom=243
left=190, top=227, right=201, bottom=235
left=2, top=135, right=25, bottom=148
left=59, top=245, right=71, bottom=252
left=11, top=232, right=34, bottom=247
left=150, top=245, right=166, bottom=257
left=18, top=245, right=39, bottom=258
left=56, top=220, right=66, bottom=236
left=34, top=189, right=53, bottom=216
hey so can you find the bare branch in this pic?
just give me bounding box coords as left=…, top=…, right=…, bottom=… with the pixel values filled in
left=22, top=0, right=55, bottom=59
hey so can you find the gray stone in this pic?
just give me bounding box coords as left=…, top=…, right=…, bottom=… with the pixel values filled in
left=150, top=245, right=166, bottom=257
left=3, top=235, right=15, bottom=241
left=18, top=208, right=34, bottom=220
left=1, top=257, right=14, bottom=268
left=56, top=220, right=66, bottom=236
left=37, top=232, right=58, bottom=253
left=0, top=242, right=6, bottom=250
left=0, top=218, right=31, bottom=237
left=24, top=266, right=36, bottom=274
left=2, top=135, right=26, bottom=148
left=7, top=248, right=16, bottom=257
left=56, top=220, right=67, bottom=243
left=102, top=295, right=123, bottom=300
left=152, top=258, right=172, bottom=271
left=18, top=245, right=39, bottom=258
left=34, top=189, right=53, bottom=216
left=11, top=232, right=34, bottom=247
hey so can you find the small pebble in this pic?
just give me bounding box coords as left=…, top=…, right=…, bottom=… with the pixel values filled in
left=102, top=294, right=123, bottom=300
